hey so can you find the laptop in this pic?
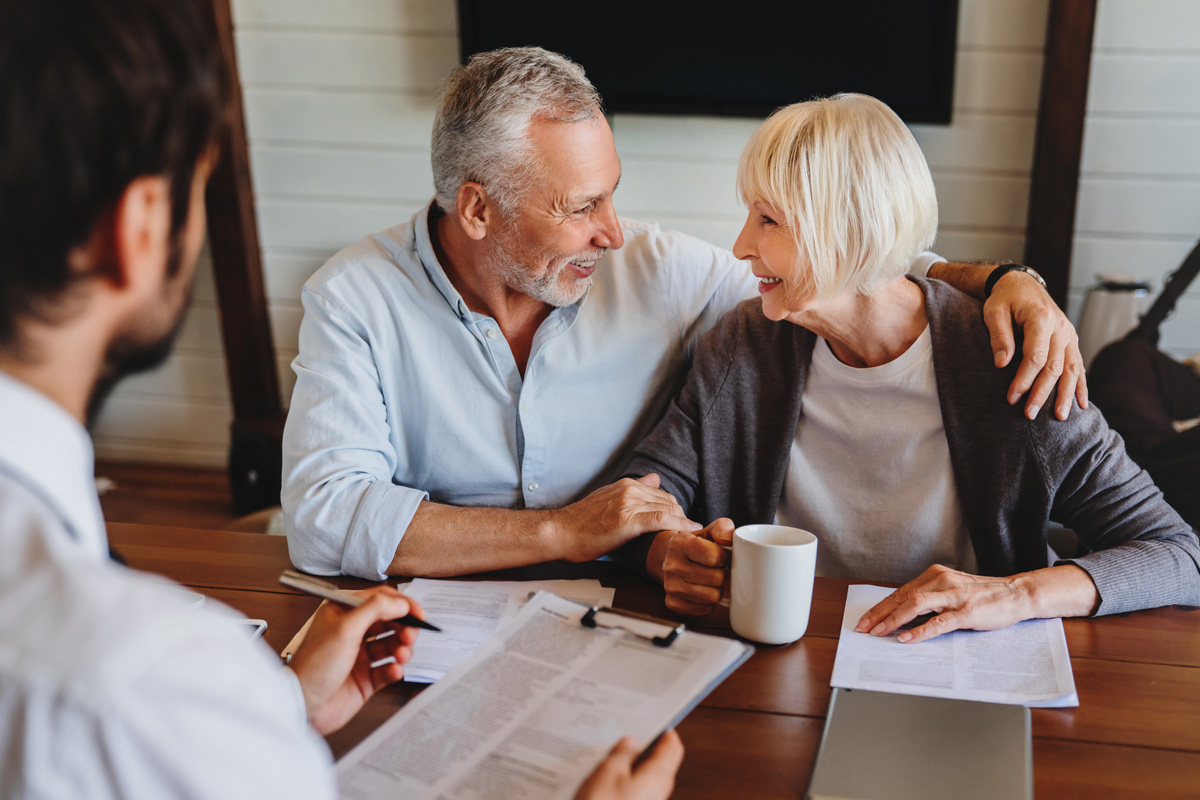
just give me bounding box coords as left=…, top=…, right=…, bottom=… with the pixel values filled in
left=807, top=689, right=1032, bottom=800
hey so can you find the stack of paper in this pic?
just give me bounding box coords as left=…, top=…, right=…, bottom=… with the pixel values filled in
left=337, top=592, right=752, bottom=800
left=831, top=584, right=1078, bottom=707
left=401, top=578, right=616, bottom=683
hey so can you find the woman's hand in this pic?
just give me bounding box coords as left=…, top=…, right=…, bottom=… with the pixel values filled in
left=574, top=731, right=684, bottom=800
left=647, top=519, right=734, bottom=615
left=854, top=564, right=1100, bottom=644
left=984, top=270, right=1087, bottom=421
left=288, top=587, right=424, bottom=734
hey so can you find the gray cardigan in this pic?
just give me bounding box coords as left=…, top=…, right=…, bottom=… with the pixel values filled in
left=623, top=278, right=1200, bottom=615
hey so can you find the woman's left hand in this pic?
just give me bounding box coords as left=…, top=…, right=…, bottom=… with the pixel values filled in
left=854, top=564, right=1100, bottom=644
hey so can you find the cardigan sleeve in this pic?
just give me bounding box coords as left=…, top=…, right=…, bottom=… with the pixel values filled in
left=616, top=307, right=742, bottom=575
left=1037, top=405, right=1200, bottom=615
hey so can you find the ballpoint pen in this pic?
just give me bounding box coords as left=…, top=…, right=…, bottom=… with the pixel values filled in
left=279, top=570, right=441, bottom=632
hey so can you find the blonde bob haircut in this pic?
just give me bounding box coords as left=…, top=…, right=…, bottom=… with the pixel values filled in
left=737, top=93, right=938, bottom=299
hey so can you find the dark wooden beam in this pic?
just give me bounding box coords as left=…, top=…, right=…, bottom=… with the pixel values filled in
left=205, top=0, right=282, bottom=421
left=1024, top=0, right=1099, bottom=307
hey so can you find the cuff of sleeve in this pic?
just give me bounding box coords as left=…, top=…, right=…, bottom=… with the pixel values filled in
left=280, top=666, right=310, bottom=731
left=1061, top=539, right=1199, bottom=616
left=909, top=251, right=947, bottom=278
left=342, top=481, right=429, bottom=581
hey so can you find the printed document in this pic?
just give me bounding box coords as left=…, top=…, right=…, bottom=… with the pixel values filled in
left=401, top=578, right=616, bottom=683
left=337, top=592, right=752, bottom=800
left=831, top=584, right=1078, bottom=707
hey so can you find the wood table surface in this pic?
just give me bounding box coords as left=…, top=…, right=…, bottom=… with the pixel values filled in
left=108, top=522, right=1200, bottom=798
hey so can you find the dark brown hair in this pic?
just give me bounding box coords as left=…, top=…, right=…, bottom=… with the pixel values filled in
left=0, top=0, right=230, bottom=345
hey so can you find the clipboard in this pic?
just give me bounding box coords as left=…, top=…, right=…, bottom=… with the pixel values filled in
left=335, top=591, right=755, bottom=799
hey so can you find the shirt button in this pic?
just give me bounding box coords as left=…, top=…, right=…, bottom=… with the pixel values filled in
left=485, top=328, right=499, bottom=340
left=521, top=402, right=531, bottom=413
left=527, top=482, right=539, bottom=492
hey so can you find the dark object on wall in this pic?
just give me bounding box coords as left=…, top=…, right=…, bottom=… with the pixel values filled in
left=207, top=0, right=286, bottom=514
left=1090, top=241, right=1200, bottom=529
left=457, top=1, right=959, bottom=123
left=1024, top=0, right=1098, bottom=308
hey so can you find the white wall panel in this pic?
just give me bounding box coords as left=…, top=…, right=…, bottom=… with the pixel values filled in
left=1093, top=0, right=1200, bottom=51
left=954, top=52, right=1044, bottom=112
left=257, top=200, right=420, bottom=252
left=1082, top=119, right=1200, bottom=176
left=958, top=0, right=1050, bottom=48
left=1088, top=55, right=1200, bottom=115
left=232, top=0, right=455, bottom=32
left=244, top=89, right=437, bottom=148
left=235, top=31, right=457, bottom=90
left=251, top=145, right=434, bottom=201
left=1076, top=178, right=1200, bottom=238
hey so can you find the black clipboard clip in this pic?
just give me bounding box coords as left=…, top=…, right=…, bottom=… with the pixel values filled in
left=580, top=606, right=685, bottom=647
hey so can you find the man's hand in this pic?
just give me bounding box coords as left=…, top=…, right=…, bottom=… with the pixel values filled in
left=574, top=731, right=684, bottom=800
left=288, top=587, right=423, bottom=734
left=853, top=563, right=1099, bottom=644
left=552, top=474, right=701, bottom=563
left=984, top=270, right=1087, bottom=421
left=648, top=518, right=734, bottom=616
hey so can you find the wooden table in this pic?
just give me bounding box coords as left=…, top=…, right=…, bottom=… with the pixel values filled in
left=108, top=522, right=1200, bottom=798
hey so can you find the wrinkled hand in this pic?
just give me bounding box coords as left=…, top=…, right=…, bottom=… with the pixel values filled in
left=289, top=587, right=423, bottom=734
left=984, top=270, right=1087, bottom=420
left=853, top=563, right=1099, bottom=644
left=650, top=518, right=734, bottom=616
left=553, top=474, right=701, bottom=563
left=574, top=731, right=684, bottom=800
left=853, top=565, right=1033, bottom=644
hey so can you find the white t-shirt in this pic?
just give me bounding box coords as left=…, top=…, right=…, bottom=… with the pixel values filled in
left=775, top=327, right=978, bottom=582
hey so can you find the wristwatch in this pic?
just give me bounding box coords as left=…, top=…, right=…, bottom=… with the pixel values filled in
left=984, top=264, right=1047, bottom=299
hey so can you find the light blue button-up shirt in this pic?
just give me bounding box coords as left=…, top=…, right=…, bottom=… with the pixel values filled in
left=282, top=203, right=758, bottom=579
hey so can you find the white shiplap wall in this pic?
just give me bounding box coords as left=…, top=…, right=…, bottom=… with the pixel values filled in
left=93, top=0, right=1055, bottom=466
left=1074, top=0, right=1200, bottom=361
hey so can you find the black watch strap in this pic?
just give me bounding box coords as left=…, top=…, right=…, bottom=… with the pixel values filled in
left=984, top=264, right=1046, bottom=299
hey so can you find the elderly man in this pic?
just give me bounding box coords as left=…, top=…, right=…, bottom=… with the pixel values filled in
left=283, top=47, right=1085, bottom=581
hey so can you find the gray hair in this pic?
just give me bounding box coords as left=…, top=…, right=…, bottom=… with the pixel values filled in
left=431, top=47, right=603, bottom=216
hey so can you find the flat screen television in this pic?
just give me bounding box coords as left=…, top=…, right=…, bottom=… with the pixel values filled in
left=457, top=1, right=959, bottom=123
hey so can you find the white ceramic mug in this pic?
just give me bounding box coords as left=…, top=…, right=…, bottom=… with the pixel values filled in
left=729, top=524, right=818, bottom=645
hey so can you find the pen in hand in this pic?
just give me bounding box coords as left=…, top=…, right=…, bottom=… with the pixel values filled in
left=279, top=570, right=441, bottom=632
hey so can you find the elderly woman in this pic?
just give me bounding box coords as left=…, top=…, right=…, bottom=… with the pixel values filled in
left=623, top=94, right=1200, bottom=643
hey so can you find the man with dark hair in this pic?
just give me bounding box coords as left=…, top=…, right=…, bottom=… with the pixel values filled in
left=0, top=2, right=681, bottom=797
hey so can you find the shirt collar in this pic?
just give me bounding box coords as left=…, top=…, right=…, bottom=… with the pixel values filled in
left=0, top=371, right=108, bottom=559
left=412, top=200, right=592, bottom=324
left=414, top=201, right=473, bottom=320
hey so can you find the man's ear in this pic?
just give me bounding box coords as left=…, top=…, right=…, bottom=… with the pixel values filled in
left=98, top=175, right=172, bottom=292
left=455, top=182, right=493, bottom=241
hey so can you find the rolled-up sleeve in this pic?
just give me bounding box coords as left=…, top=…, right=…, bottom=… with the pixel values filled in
left=282, top=286, right=427, bottom=581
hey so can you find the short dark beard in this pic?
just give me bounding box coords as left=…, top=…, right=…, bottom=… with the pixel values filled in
left=86, top=248, right=192, bottom=429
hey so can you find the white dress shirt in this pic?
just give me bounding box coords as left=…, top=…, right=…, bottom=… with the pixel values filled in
left=282, top=203, right=759, bottom=580
left=0, top=372, right=336, bottom=799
